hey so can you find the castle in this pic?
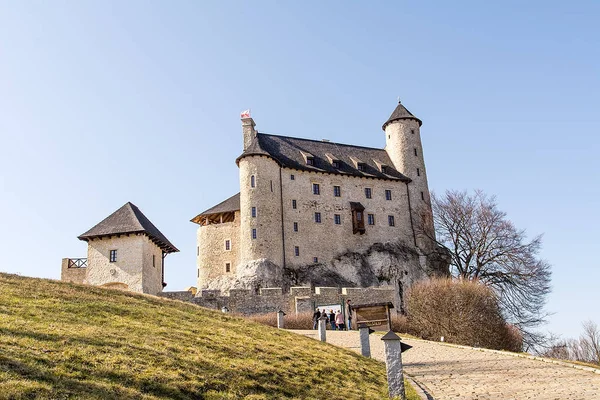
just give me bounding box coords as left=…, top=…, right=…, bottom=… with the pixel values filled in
left=60, top=101, right=447, bottom=313
left=191, top=101, right=447, bottom=308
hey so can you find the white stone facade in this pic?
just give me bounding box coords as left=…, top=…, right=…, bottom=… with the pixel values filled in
left=194, top=103, right=442, bottom=292
left=197, top=211, right=241, bottom=287
left=85, top=234, right=164, bottom=295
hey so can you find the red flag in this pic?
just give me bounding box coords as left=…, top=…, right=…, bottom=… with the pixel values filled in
left=240, top=109, right=251, bottom=118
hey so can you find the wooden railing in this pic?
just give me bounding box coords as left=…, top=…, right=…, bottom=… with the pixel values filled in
left=68, top=258, right=88, bottom=268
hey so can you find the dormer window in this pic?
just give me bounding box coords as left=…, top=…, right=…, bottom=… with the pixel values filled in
left=301, top=151, right=315, bottom=166
left=325, top=153, right=340, bottom=169
left=349, top=156, right=365, bottom=172
left=373, top=160, right=388, bottom=174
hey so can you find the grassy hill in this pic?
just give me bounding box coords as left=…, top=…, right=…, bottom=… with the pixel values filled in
left=0, top=273, right=399, bottom=400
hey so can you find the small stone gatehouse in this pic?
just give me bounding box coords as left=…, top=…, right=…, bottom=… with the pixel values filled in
left=61, top=202, right=179, bottom=295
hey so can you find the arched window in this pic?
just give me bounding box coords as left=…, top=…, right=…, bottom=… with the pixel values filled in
left=250, top=175, right=255, bottom=188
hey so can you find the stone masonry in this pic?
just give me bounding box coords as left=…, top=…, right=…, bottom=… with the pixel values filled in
left=191, top=102, right=449, bottom=303
left=158, top=285, right=396, bottom=317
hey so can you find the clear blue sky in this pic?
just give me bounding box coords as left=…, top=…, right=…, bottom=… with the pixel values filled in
left=1, top=1, right=598, bottom=340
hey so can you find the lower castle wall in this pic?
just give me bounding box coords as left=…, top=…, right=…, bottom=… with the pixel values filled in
left=158, top=285, right=396, bottom=316
left=60, top=258, right=86, bottom=284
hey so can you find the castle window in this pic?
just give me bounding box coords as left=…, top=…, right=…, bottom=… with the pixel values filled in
left=225, top=263, right=231, bottom=273
left=333, top=185, right=341, bottom=197
left=270, top=180, right=273, bottom=192
left=153, top=254, right=156, bottom=267
left=225, top=240, right=231, bottom=251
left=385, top=190, right=392, bottom=201
left=292, top=199, right=297, bottom=209
left=251, top=175, right=255, bottom=188
left=197, top=269, right=199, bottom=278
left=421, top=191, right=425, bottom=200
left=411, top=129, right=415, bottom=135
left=251, top=229, right=257, bottom=239
left=388, top=215, right=395, bottom=227
left=197, top=246, right=199, bottom=256
left=307, top=157, right=314, bottom=166
left=294, top=246, right=300, bottom=257
left=251, top=207, right=256, bottom=218
left=109, top=250, right=117, bottom=263
left=357, top=163, right=366, bottom=172
left=417, top=168, right=420, bottom=176
left=314, top=212, right=322, bottom=223
left=414, top=148, right=418, bottom=157
left=290, top=174, right=295, bottom=180
left=293, top=222, right=298, bottom=232
left=368, top=214, right=375, bottom=225
left=365, top=188, right=372, bottom=199
left=313, top=183, right=320, bottom=195
left=332, top=160, right=340, bottom=168
left=381, top=166, right=388, bottom=174
left=313, top=257, right=318, bottom=263
left=334, top=214, right=341, bottom=225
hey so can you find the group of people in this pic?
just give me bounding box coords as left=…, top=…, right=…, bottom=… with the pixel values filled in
left=312, top=300, right=353, bottom=331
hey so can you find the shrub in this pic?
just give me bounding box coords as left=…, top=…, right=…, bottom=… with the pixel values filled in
left=406, top=278, right=522, bottom=352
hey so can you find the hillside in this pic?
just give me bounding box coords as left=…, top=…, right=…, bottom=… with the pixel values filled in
left=0, top=274, right=393, bottom=400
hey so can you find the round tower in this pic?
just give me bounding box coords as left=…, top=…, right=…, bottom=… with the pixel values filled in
left=383, top=101, right=436, bottom=246
left=238, top=117, right=284, bottom=268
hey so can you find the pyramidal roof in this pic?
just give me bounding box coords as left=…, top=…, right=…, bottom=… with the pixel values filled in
left=78, top=202, right=179, bottom=254
left=382, top=101, right=422, bottom=130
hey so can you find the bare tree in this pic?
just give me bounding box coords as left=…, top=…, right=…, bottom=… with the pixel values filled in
left=580, top=320, right=600, bottom=364
left=418, top=190, right=552, bottom=348
left=542, top=321, right=600, bottom=365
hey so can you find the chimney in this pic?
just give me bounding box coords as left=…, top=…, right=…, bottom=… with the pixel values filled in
left=242, top=117, right=256, bottom=151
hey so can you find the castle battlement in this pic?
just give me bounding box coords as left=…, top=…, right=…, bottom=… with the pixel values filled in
left=158, top=285, right=396, bottom=315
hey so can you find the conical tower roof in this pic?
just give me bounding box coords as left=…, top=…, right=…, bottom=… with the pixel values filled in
left=382, top=101, right=422, bottom=130
left=78, top=202, right=179, bottom=253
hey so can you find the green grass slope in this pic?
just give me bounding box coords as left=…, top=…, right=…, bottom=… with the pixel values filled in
left=0, top=274, right=394, bottom=400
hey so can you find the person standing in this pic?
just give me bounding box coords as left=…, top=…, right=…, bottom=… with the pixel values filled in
left=345, top=299, right=353, bottom=330
left=312, top=308, right=321, bottom=330
left=328, top=309, right=336, bottom=330
left=334, top=310, right=345, bottom=330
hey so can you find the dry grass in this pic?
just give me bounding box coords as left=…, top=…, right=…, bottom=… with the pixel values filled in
left=246, top=312, right=314, bottom=330
left=0, top=273, right=395, bottom=400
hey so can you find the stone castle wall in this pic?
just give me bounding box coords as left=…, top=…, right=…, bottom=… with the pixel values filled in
left=384, top=118, right=435, bottom=245
left=86, top=234, right=164, bottom=295
left=60, top=258, right=86, bottom=284
left=158, top=285, right=397, bottom=316
left=239, top=156, right=284, bottom=267
left=279, top=166, right=415, bottom=267
left=196, top=211, right=241, bottom=288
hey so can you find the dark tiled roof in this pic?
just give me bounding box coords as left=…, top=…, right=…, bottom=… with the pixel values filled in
left=382, top=102, right=422, bottom=130
left=195, top=193, right=240, bottom=217
left=78, top=202, right=179, bottom=253
left=237, top=134, right=411, bottom=182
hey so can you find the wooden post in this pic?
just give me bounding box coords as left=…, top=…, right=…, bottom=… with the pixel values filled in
left=381, top=331, right=406, bottom=399
left=318, top=314, right=328, bottom=342
left=386, top=304, right=392, bottom=331
left=277, top=310, right=286, bottom=329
